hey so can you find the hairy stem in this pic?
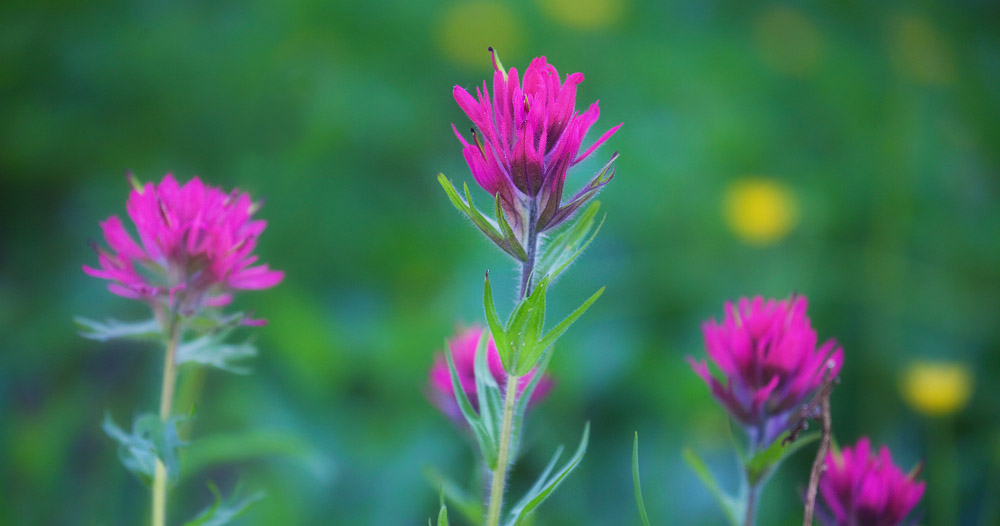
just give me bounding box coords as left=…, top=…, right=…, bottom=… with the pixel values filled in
left=487, top=200, right=539, bottom=526
left=803, top=384, right=833, bottom=525
left=485, top=372, right=520, bottom=526
left=518, top=200, right=539, bottom=299
left=152, top=319, right=180, bottom=526
left=744, top=480, right=760, bottom=526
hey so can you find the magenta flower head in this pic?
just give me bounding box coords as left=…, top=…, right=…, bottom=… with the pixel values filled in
left=83, top=173, right=283, bottom=321
left=429, top=326, right=553, bottom=423
left=689, top=295, right=843, bottom=448
left=452, top=48, right=621, bottom=243
left=818, top=437, right=925, bottom=526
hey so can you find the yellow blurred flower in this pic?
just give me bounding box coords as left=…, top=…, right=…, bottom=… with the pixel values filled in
left=435, top=2, right=521, bottom=69
left=888, top=14, right=954, bottom=85
left=723, top=178, right=798, bottom=246
left=537, top=0, right=624, bottom=30
left=753, top=7, right=825, bottom=76
left=901, top=362, right=973, bottom=417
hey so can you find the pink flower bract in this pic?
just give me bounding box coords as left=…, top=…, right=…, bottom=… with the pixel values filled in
left=429, top=326, right=553, bottom=423
left=453, top=49, right=621, bottom=235
left=689, top=295, right=843, bottom=447
left=818, top=437, right=925, bottom=526
left=84, top=174, right=283, bottom=315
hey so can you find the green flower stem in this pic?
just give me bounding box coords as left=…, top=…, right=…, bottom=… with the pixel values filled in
left=485, top=372, right=519, bottom=526
left=152, top=319, right=181, bottom=526
left=744, top=480, right=760, bottom=526
left=487, top=199, right=539, bottom=526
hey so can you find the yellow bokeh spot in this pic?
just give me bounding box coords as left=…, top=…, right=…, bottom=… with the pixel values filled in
left=435, top=2, right=521, bottom=69
left=753, top=7, right=825, bottom=76
left=901, top=362, right=973, bottom=417
left=723, top=178, right=798, bottom=246
left=537, top=0, right=624, bottom=30
left=888, top=14, right=954, bottom=85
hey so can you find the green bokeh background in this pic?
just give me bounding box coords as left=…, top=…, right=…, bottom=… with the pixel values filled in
left=2, top=0, right=998, bottom=524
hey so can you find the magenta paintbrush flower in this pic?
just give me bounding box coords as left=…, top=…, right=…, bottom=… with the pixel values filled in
left=429, top=326, right=553, bottom=423
left=83, top=173, right=283, bottom=319
left=817, top=437, right=925, bottom=526
left=452, top=48, right=621, bottom=241
left=689, top=295, right=843, bottom=448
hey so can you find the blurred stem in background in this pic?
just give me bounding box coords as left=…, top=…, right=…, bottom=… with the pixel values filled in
left=486, top=211, right=538, bottom=526
left=153, top=317, right=180, bottom=526
left=927, top=418, right=958, bottom=526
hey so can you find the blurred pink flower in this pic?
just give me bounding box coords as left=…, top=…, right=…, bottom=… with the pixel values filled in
left=452, top=48, right=621, bottom=236
left=818, top=437, right=925, bottom=526
left=84, top=174, right=283, bottom=317
left=689, top=295, right=842, bottom=447
left=429, top=326, right=553, bottom=422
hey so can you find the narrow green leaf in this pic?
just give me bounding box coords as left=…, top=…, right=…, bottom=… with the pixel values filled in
left=534, top=201, right=604, bottom=283
left=474, top=331, right=502, bottom=438
left=176, top=332, right=257, bottom=374
left=682, top=448, right=740, bottom=526
left=181, top=430, right=331, bottom=482
left=505, top=423, right=590, bottom=526
left=437, top=174, right=510, bottom=254
left=436, top=491, right=450, bottom=526
left=633, top=433, right=651, bottom=526
left=494, top=192, right=527, bottom=260
left=422, top=466, right=483, bottom=524
left=508, top=348, right=552, bottom=461
left=507, top=444, right=565, bottom=524
left=519, top=286, right=604, bottom=375
left=745, top=432, right=820, bottom=485
left=484, top=273, right=514, bottom=369
left=183, top=482, right=264, bottom=526
left=446, top=346, right=498, bottom=469
left=75, top=316, right=162, bottom=342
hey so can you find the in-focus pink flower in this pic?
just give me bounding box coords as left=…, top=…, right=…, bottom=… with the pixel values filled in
left=452, top=48, right=621, bottom=238
left=429, top=326, right=553, bottom=423
left=818, top=437, right=925, bottom=526
left=84, top=174, right=283, bottom=318
left=689, top=295, right=843, bottom=448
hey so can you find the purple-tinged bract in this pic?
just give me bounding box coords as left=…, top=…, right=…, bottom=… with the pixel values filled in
left=453, top=49, right=621, bottom=238
left=689, top=295, right=843, bottom=447
left=817, top=437, right=925, bottom=526
left=429, top=326, right=553, bottom=423
left=84, top=174, right=284, bottom=318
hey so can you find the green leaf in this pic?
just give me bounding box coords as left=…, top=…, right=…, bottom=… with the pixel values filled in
left=682, top=448, right=740, bottom=526
left=75, top=316, right=162, bottom=342
left=519, top=286, right=604, bottom=375
left=422, top=466, right=483, bottom=524
left=437, top=174, right=517, bottom=258
left=103, top=412, right=187, bottom=485
left=633, top=433, right=651, bottom=526
left=183, top=482, right=264, bottom=526
left=745, top=432, right=820, bottom=485
left=446, top=346, right=498, bottom=469
left=508, top=348, right=552, bottom=462
left=484, top=273, right=514, bottom=369
left=505, top=422, right=590, bottom=526
left=176, top=332, right=257, bottom=374
left=493, top=192, right=527, bottom=260
left=473, top=331, right=503, bottom=439
left=181, top=430, right=331, bottom=482
left=534, top=201, right=604, bottom=283
left=435, top=491, right=450, bottom=526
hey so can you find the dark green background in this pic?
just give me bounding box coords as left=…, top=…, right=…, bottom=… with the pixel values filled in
left=2, top=0, right=998, bottom=524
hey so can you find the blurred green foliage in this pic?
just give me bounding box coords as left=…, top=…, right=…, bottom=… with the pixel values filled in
left=2, top=0, right=998, bottom=524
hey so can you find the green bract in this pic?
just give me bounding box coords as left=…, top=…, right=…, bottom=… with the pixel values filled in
left=484, top=273, right=604, bottom=376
